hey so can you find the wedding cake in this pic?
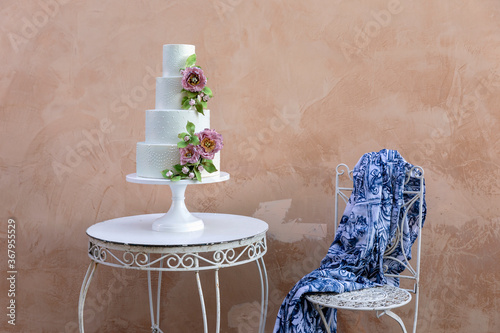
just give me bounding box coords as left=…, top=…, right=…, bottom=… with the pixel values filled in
left=136, top=44, right=222, bottom=180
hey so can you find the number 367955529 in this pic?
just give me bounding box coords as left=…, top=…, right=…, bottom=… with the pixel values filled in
left=8, top=219, right=16, bottom=265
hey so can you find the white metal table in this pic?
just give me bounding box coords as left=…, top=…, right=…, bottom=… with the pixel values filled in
left=78, top=213, right=269, bottom=333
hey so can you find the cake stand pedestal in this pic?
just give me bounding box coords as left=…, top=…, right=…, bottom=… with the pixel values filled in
left=126, top=172, right=230, bottom=232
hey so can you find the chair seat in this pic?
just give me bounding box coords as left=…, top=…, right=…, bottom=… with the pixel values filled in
left=306, top=285, right=412, bottom=311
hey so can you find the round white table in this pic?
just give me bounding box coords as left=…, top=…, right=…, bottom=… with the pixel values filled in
left=78, top=213, right=269, bottom=333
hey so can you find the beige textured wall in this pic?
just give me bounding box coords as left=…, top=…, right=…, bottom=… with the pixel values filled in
left=1, top=0, right=499, bottom=332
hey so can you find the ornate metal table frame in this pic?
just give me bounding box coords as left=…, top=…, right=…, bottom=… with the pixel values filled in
left=78, top=224, right=268, bottom=333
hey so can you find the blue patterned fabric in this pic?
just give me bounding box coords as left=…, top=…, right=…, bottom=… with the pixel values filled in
left=273, top=149, right=426, bottom=333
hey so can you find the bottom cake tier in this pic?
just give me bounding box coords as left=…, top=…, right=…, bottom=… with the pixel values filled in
left=136, top=142, right=221, bottom=179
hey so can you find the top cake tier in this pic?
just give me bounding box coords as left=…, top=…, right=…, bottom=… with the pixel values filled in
left=162, top=44, right=195, bottom=77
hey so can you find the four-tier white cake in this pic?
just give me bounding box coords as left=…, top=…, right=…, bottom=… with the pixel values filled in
left=136, top=44, right=220, bottom=178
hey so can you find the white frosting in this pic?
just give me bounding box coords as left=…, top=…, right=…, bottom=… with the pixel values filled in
left=145, top=109, right=211, bottom=144
left=162, top=44, right=195, bottom=76
left=137, top=142, right=179, bottom=178
left=136, top=44, right=220, bottom=179
left=155, top=76, right=184, bottom=109
left=137, top=141, right=220, bottom=178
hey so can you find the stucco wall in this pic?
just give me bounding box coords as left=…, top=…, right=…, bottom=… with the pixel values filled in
left=1, top=0, right=499, bottom=332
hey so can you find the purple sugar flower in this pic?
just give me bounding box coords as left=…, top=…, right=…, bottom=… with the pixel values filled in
left=182, top=166, right=189, bottom=174
left=189, top=99, right=196, bottom=106
left=181, top=67, right=207, bottom=92
left=180, top=144, right=200, bottom=165
left=188, top=172, right=195, bottom=179
left=196, top=129, right=223, bottom=159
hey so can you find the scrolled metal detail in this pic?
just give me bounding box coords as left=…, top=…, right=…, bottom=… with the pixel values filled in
left=156, top=253, right=200, bottom=269
left=179, top=253, right=197, bottom=269
left=213, top=248, right=236, bottom=264
left=405, top=165, right=424, bottom=185
left=248, top=240, right=266, bottom=258
left=87, top=234, right=267, bottom=271
left=247, top=243, right=258, bottom=258
left=89, top=244, right=107, bottom=262
left=336, top=163, right=352, bottom=180
left=122, top=251, right=135, bottom=266
left=135, top=252, right=149, bottom=267
left=164, top=254, right=181, bottom=268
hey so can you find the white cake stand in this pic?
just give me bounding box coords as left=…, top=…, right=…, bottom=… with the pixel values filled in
left=126, top=172, right=230, bottom=232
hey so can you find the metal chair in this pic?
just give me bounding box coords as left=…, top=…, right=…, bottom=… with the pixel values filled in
left=305, top=163, right=425, bottom=333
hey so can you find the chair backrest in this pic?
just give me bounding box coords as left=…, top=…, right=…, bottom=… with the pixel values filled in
left=334, top=163, right=425, bottom=332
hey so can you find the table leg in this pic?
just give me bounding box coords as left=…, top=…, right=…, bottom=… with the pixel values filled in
left=256, top=257, right=269, bottom=333
left=196, top=271, right=208, bottom=333
left=215, top=269, right=220, bottom=333
left=148, top=259, right=164, bottom=333
left=79, top=261, right=98, bottom=333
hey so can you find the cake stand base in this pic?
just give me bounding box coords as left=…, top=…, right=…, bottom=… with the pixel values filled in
left=126, top=172, right=230, bottom=232
left=152, top=183, right=204, bottom=232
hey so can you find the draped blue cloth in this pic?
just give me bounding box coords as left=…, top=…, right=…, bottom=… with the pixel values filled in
left=273, top=149, right=426, bottom=333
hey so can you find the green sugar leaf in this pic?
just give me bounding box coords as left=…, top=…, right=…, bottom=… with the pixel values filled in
left=194, top=168, right=202, bottom=182
left=186, top=121, right=195, bottom=135
left=190, top=136, right=200, bottom=145
left=202, top=160, right=217, bottom=173
left=182, top=98, right=191, bottom=110
left=185, top=54, right=197, bottom=68
left=161, top=169, right=170, bottom=179
left=195, top=103, right=204, bottom=115
left=186, top=91, right=198, bottom=98
left=202, top=86, right=213, bottom=97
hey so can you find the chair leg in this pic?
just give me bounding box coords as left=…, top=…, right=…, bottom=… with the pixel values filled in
left=311, top=303, right=332, bottom=333
left=377, top=310, right=407, bottom=333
